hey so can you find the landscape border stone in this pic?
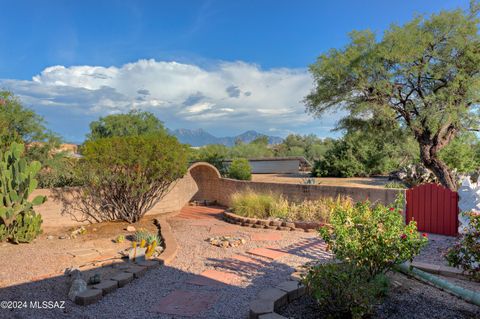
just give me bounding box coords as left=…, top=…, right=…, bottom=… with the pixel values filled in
left=74, top=216, right=169, bottom=306
left=75, top=288, right=103, bottom=306
left=410, top=261, right=468, bottom=280
left=249, top=279, right=306, bottom=319
left=223, top=211, right=325, bottom=232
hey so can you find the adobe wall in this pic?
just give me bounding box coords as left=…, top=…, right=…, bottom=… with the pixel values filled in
left=191, top=175, right=402, bottom=206
left=33, top=162, right=402, bottom=229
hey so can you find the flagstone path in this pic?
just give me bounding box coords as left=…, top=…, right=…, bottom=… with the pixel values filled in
left=150, top=206, right=331, bottom=318
left=1, top=206, right=332, bottom=319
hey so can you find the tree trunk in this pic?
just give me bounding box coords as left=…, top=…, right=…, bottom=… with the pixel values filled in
left=419, top=143, right=457, bottom=190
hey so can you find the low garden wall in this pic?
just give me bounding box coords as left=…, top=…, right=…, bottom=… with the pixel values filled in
left=34, top=162, right=403, bottom=228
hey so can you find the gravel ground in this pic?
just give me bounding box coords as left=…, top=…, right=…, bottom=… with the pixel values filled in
left=0, top=214, right=328, bottom=319
left=414, top=233, right=458, bottom=266
left=279, top=271, right=480, bottom=319
left=0, top=219, right=158, bottom=288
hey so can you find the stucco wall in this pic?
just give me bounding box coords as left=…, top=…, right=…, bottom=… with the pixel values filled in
left=33, top=166, right=202, bottom=228
left=33, top=162, right=402, bottom=228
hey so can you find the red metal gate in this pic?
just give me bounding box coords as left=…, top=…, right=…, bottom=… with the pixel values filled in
left=405, top=183, right=459, bottom=236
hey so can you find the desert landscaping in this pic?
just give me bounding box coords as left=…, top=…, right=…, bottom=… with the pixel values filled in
left=2, top=1, right=480, bottom=318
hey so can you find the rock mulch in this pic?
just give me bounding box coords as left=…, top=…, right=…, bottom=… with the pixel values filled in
left=278, top=271, right=480, bottom=319
left=0, top=206, right=328, bottom=319
left=414, top=233, right=457, bottom=266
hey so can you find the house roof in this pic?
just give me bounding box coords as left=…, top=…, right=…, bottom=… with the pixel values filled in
left=223, top=156, right=312, bottom=167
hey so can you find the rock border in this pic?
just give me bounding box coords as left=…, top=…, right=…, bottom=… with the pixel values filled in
left=249, top=279, right=306, bottom=319
left=75, top=216, right=177, bottom=306
left=410, top=261, right=469, bottom=280
left=154, top=212, right=179, bottom=265
left=223, top=211, right=323, bottom=232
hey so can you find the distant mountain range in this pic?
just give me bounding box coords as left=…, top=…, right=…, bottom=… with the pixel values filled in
left=169, top=128, right=283, bottom=147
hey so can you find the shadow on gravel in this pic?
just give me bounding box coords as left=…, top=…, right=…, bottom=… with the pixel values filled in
left=0, top=251, right=304, bottom=319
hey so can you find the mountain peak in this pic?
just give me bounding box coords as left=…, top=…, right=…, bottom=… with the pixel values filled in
left=171, top=128, right=282, bottom=146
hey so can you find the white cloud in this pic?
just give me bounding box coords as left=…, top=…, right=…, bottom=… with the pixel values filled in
left=0, top=59, right=341, bottom=139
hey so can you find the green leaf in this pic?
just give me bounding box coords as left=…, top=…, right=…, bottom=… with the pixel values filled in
left=31, top=195, right=46, bottom=206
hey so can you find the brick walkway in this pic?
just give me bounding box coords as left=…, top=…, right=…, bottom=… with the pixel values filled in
left=153, top=206, right=329, bottom=318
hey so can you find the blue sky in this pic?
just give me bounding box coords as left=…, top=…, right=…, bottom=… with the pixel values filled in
left=0, top=0, right=468, bottom=143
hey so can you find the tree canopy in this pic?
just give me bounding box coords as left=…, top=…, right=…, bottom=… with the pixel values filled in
left=0, top=91, right=60, bottom=149
left=305, top=3, right=480, bottom=189
left=87, top=110, right=166, bottom=141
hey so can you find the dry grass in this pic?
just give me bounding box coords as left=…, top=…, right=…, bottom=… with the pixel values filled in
left=230, top=189, right=353, bottom=223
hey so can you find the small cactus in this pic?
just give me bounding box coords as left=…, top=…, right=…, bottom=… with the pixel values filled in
left=145, top=240, right=157, bottom=258
left=115, top=234, right=125, bottom=243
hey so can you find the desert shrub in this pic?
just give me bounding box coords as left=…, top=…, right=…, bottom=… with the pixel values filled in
left=302, top=263, right=389, bottom=319
left=231, top=190, right=288, bottom=219
left=445, top=212, right=480, bottom=281
left=384, top=181, right=406, bottom=189
left=287, top=196, right=353, bottom=223
left=227, top=158, right=251, bottom=180
left=37, top=157, right=83, bottom=188
left=0, top=143, right=46, bottom=243
left=320, top=194, right=428, bottom=278
left=134, top=228, right=162, bottom=245
left=57, top=134, right=189, bottom=223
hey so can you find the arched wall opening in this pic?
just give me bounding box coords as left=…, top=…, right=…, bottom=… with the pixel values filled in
left=188, top=162, right=222, bottom=202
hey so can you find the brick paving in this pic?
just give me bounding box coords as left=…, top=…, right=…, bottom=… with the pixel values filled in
left=175, top=205, right=225, bottom=220
left=247, top=247, right=289, bottom=260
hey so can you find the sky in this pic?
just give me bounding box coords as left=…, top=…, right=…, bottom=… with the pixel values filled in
left=0, top=0, right=469, bottom=143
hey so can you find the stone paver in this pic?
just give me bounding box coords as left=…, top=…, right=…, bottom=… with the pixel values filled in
left=75, top=288, right=103, bottom=306
left=232, top=254, right=267, bottom=267
left=251, top=233, right=283, bottom=241
left=187, top=269, right=242, bottom=286
left=152, top=290, right=219, bottom=317
left=247, top=247, right=288, bottom=260
left=124, top=265, right=147, bottom=278
left=257, top=287, right=288, bottom=309
left=92, top=280, right=118, bottom=295
left=175, top=206, right=224, bottom=220
left=249, top=299, right=274, bottom=319
left=110, top=272, right=134, bottom=287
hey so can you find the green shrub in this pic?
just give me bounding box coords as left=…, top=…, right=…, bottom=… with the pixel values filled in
left=302, top=263, right=389, bottom=318
left=227, top=158, right=252, bottom=180
left=37, top=157, right=83, bottom=188
left=134, top=228, right=162, bottom=245
left=445, top=212, right=480, bottom=281
left=320, top=194, right=428, bottom=278
left=57, top=134, right=189, bottom=223
left=384, top=181, right=406, bottom=189
left=0, top=142, right=46, bottom=243
left=231, top=190, right=288, bottom=219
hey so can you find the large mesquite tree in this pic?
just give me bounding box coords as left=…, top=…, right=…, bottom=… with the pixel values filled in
left=305, top=3, right=480, bottom=190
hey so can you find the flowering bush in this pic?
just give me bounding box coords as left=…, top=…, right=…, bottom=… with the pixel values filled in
left=301, top=263, right=389, bottom=319
left=319, top=194, right=428, bottom=278
left=445, top=212, right=480, bottom=281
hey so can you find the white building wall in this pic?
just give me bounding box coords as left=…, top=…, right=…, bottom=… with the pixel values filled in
left=249, top=160, right=299, bottom=174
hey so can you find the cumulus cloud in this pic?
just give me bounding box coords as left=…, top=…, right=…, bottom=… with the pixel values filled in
left=0, top=59, right=341, bottom=140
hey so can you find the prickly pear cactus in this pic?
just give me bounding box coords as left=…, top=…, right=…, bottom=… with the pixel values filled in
left=10, top=212, right=43, bottom=243
left=0, top=142, right=46, bottom=243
